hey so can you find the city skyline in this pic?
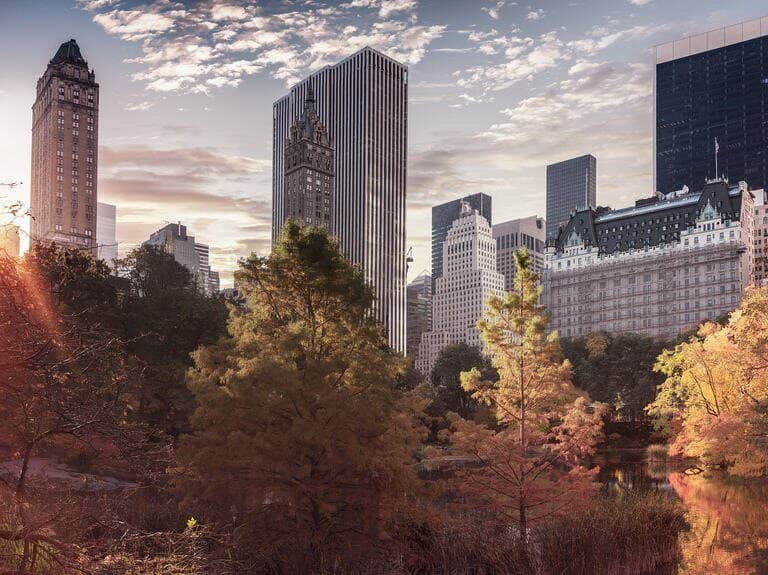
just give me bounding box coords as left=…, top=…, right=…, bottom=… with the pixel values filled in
left=2, top=1, right=767, bottom=286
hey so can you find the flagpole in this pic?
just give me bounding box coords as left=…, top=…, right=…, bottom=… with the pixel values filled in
left=715, top=137, right=719, bottom=179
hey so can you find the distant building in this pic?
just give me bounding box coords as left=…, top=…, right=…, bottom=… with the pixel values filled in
left=754, top=189, right=768, bottom=285
left=273, top=47, right=408, bottom=354
left=0, top=224, right=20, bottom=258
left=656, top=17, right=768, bottom=195
left=493, top=216, right=546, bottom=291
left=144, top=223, right=219, bottom=294
left=417, top=202, right=505, bottom=375
left=208, top=270, right=220, bottom=294
left=546, top=155, right=596, bottom=240
left=544, top=179, right=756, bottom=339
left=406, top=272, right=432, bottom=359
left=30, top=39, right=99, bottom=251
left=96, top=202, right=117, bottom=267
left=145, top=223, right=199, bottom=276
left=283, top=83, right=334, bottom=229
left=432, top=193, right=492, bottom=288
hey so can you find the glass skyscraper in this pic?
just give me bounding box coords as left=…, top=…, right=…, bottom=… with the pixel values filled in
left=545, top=155, right=596, bottom=241
left=272, top=47, right=408, bottom=354
left=656, top=17, right=768, bottom=195
left=431, top=193, right=492, bottom=288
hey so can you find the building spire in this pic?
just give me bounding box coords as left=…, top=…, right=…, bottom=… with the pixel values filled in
left=305, top=81, right=316, bottom=114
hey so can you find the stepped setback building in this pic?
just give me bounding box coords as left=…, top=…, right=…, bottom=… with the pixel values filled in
left=543, top=179, right=756, bottom=339
left=432, top=194, right=492, bottom=288
left=272, top=47, right=408, bottom=353
left=416, top=202, right=505, bottom=375
left=30, top=39, right=99, bottom=250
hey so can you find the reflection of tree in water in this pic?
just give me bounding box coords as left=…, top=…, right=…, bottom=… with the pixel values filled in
left=670, top=473, right=768, bottom=575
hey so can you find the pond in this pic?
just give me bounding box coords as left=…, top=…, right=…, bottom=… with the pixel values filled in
left=596, top=448, right=768, bottom=575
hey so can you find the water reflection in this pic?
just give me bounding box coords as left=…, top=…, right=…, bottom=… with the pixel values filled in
left=596, top=449, right=768, bottom=575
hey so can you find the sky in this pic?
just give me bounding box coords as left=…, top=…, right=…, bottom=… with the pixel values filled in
left=0, top=0, right=766, bottom=286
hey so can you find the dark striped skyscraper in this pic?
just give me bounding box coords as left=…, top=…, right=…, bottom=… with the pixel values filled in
left=272, top=47, right=408, bottom=354
left=546, top=154, right=596, bottom=240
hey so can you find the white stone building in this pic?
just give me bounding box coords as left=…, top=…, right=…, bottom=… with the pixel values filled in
left=416, top=202, right=505, bottom=375
left=544, top=179, right=755, bottom=339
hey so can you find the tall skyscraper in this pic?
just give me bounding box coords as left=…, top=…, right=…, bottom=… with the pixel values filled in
left=283, top=84, right=334, bottom=229
left=656, top=18, right=768, bottom=195
left=406, top=272, right=432, bottom=359
left=546, top=155, right=596, bottom=240
left=0, top=224, right=20, bottom=258
left=432, top=193, right=492, bottom=287
left=272, top=47, right=408, bottom=353
left=30, top=39, right=99, bottom=250
left=145, top=223, right=200, bottom=277
left=96, top=202, right=117, bottom=267
left=493, top=216, right=546, bottom=291
left=416, top=202, right=505, bottom=375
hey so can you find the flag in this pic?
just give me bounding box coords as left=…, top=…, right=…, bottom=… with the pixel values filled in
left=715, top=138, right=719, bottom=153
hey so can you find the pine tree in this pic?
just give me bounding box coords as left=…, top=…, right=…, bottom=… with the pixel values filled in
left=451, top=249, right=605, bottom=539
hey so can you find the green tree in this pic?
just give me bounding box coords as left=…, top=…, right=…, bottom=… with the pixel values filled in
left=117, top=246, right=228, bottom=436
left=176, top=222, right=424, bottom=567
left=562, top=331, right=666, bottom=421
left=429, top=343, right=496, bottom=420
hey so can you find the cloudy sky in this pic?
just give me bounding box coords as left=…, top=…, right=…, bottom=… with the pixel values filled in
left=0, top=0, right=765, bottom=285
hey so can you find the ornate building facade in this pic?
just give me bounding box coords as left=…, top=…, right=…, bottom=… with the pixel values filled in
left=283, top=83, right=334, bottom=230
left=30, top=39, right=99, bottom=250
left=416, top=202, right=505, bottom=375
left=544, top=180, right=755, bottom=339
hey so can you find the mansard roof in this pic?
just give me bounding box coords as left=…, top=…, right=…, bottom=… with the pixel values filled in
left=553, top=179, right=747, bottom=255
left=50, top=39, right=87, bottom=67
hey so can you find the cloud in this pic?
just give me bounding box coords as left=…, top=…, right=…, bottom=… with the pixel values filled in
left=82, top=0, right=442, bottom=94
left=457, top=30, right=567, bottom=93
left=568, top=23, right=671, bottom=56
left=481, top=1, right=508, bottom=20
left=97, top=144, right=272, bottom=273
left=629, top=0, right=653, bottom=5
left=526, top=8, right=545, bottom=20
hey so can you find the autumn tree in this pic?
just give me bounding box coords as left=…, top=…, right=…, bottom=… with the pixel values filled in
left=176, top=222, right=424, bottom=568
left=648, top=287, right=768, bottom=476
left=0, top=251, right=137, bottom=572
left=451, top=250, right=605, bottom=541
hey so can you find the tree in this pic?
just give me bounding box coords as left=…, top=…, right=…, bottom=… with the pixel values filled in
left=429, top=343, right=496, bottom=420
left=176, top=222, right=424, bottom=567
left=648, top=287, right=768, bottom=476
left=0, top=251, right=136, bottom=572
left=562, top=332, right=666, bottom=421
left=451, top=250, right=605, bottom=544
left=116, top=246, right=228, bottom=436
